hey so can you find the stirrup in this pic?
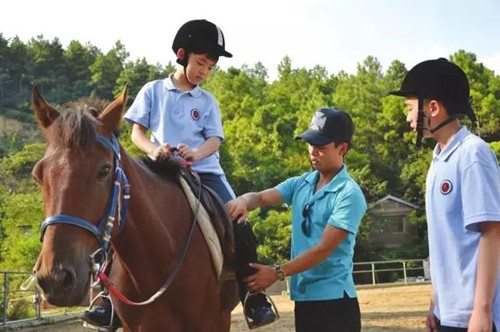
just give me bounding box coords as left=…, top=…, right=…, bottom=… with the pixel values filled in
left=243, top=291, right=280, bottom=329
left=83, top=291, right=119, bottom=332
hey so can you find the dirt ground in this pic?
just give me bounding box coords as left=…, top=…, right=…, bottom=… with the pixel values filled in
left=17, top=284, right=431, bottom=332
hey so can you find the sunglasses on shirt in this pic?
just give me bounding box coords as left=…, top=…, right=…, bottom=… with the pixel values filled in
left=301, top=204, right=312, bottom=237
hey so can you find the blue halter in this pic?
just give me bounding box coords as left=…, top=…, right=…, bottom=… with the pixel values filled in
left=39, top=135, right=130, bottom=252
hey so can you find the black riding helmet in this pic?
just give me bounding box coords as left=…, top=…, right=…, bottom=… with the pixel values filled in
left=172, top=19, right=232, bottom=66
left=389, top=58, right=476, bottom=147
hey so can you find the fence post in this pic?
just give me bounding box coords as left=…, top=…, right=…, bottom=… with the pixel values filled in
left=402, top=261, right=407, bottom=284
left=371, top=263, right=376, bottom=285
left=35, top=288, right=41, bottom=320
left=3, top=272, right=8, bottom=325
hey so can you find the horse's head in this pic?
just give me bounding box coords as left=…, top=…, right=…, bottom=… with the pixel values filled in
left=33, top=86, right=128, bottom=306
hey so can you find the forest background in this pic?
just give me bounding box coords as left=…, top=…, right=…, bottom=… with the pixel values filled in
left=1, top=34, right=499, bottom=272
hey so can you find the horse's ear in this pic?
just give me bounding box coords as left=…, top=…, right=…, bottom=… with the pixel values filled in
left=98, top=84, right=128, bottom=135
left=32, top=85, right=60, bottom=129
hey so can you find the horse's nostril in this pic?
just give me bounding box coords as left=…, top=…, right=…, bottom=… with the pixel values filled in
left=61, top=269, right=75, bottom=289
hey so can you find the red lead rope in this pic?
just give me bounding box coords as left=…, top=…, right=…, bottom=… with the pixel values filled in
left=98, top=271, right=142, bottom=306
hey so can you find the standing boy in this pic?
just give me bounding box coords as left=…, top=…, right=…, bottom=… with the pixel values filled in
left=390, top=58, right=500, bottom=332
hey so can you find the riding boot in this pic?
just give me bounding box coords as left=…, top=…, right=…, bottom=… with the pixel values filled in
left=233, top=221, right=277, bottom=327
left=83, top=296, right=116, bottom=327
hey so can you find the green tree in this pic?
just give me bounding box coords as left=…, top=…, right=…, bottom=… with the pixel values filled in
left=90, top=41, right=128, bottom=100
left=27, top=35, right=69, bottom=103
left=65, top=40, right=100, bottom=100
left=115, top=58, right=173, bottom=99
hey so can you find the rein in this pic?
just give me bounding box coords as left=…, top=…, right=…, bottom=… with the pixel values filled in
left=99, top=174, right=201, bottom=306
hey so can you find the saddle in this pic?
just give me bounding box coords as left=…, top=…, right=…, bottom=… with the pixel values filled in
left=178, top=168, right=236, bottom=280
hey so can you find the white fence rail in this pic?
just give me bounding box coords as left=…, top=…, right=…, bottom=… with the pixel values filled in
left=353, top=259, right=430, bottom=285
left=1, top=259, right=430, bottom=326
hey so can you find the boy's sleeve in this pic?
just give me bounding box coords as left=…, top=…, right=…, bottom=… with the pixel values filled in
left=327, top=189, right=367, bottom=235
left=124, top=84, right=151, bottom=128
left=203, top=97, right=224, bottom=141
left=275, top=176, right=301, bottom=206
left=463, top=159, right=500, bottom=232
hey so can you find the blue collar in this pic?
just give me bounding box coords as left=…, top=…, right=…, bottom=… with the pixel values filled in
left=433, top=126, right=470, bottom=162
left=304, top=165, right=349, bottom=193
left=165, top=75, right=202, bottom=98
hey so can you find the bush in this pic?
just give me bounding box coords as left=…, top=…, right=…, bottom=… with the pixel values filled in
left=7, top=298, right=35, bottom=320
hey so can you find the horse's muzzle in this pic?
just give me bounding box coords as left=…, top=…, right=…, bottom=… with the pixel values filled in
left=35, top=265, right=88, bottom=306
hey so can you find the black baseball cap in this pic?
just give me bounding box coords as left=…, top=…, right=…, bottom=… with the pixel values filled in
left=389, top=58, right=472, bottom=116
left=295, top=108, right=354, bottom=146
left=172, top=19, right=232, bottom=59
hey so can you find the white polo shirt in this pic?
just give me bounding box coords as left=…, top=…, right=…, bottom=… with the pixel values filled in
left=124, top=76, right=225, bottom=175
left=426, top=126, right=500, bottom=328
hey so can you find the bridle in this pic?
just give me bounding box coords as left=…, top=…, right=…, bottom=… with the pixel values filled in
left=39, top=135, right=129, bottom=254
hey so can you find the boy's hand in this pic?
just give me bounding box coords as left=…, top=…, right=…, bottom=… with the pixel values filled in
left=425, top=299, right=438, bottom=332
left=226, top=198, right=248, bottom=223
left=468, top=309, right=493, bottom=332
left=151, top=143, right=172, bottom=161
left=177, top=143, right=199, bottom=161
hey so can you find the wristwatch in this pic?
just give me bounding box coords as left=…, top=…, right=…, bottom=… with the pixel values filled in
left=275, top=265, right=287, bottom=281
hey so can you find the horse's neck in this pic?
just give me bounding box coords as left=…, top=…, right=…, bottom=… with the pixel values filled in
left=111, top=153, right=192, bottom=286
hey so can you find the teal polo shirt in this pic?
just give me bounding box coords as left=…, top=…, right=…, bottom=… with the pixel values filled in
left=275, top=165, right=367, bottom=301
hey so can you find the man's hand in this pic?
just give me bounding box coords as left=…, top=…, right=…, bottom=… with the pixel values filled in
left=244, top=263, right=278, bottom=293
left=226, top=198, right=248, bottom=223
left=151, top=143, right=172, bottom=161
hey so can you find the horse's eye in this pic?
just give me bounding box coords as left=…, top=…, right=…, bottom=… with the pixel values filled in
left=97, top=164, right=112, bottom=179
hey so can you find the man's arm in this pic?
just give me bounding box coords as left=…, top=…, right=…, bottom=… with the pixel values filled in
left=468, top=222, right=500, bottom=331
left=281, top=224, right=348, bottom=276
left=226, top=188, right=283, bottom=223
left=245, top=224, right=348, bottom=293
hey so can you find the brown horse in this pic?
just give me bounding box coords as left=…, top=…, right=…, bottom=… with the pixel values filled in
left=32, top=86, right=239, bottom=331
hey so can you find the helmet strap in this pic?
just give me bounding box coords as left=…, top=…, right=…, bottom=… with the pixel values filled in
left=429, top=115, right=460, bottom=134
left=416, top=96, right=424, bottom=148
left=178, top=50, right=194, bottom=87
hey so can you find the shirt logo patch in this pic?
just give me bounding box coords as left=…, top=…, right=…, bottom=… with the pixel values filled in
left=191, top=108, right=200, bottom=121
left=440, top=180, right=453, bottom=195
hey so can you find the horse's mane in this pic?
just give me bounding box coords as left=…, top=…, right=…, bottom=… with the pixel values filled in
left=48, top=106, right=182, bottom=181
left=142, top=158, right=182, bottom=183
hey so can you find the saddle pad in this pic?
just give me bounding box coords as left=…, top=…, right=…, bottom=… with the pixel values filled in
left=178, top=176, right=223, bottom=277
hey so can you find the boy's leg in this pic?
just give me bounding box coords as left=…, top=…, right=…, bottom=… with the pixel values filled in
left=197, top=173, right=276, bottom=325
